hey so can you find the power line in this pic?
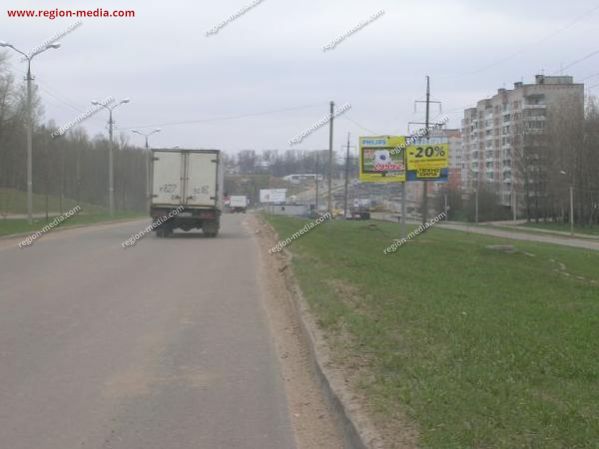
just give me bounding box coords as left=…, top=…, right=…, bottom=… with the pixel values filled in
left=122, top=103, right=323, bottom=130
left=579, top=72, right=599, bottom=82
left=553, top=48, right=599, bottom=74
left=35, top=80, right=107, bottom=127
left=341, top=115, right=380, bottom=134
left=440, top=3, right=599, bottom=78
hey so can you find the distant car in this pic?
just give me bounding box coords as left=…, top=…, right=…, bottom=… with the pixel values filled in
left=346, top=210, right=370, bottom=220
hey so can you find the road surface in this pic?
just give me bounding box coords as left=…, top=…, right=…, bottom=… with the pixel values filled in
left=0, top=215, right=298, bottom=449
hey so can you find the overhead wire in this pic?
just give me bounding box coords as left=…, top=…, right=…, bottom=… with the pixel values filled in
left=121, top=103, right=324, bottom=130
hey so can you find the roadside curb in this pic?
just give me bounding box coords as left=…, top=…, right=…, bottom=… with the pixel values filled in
left=284, top=265, right=376, bottom=449
left=0, top=216, right=147, bottom=241
left=260, top=218, right=384, bottom=449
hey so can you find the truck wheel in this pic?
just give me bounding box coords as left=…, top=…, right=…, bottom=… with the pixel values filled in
left=203, top=222, right=219, bottom=238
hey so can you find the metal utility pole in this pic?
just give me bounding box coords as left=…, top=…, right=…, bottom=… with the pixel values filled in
left=343, top=132, right=351, bottom=218
left=328, top=101, right=335, bottom=216
left=26, top=64, right=34, bottom=223
left=475, top=188, right=479, bottom=224
left=422, top=76, right=430, bottom=225
left=93, top=98, right=130, bottom=216
left=315, top=152, right=320, bottom=212
left=132, top=128, right=161, bottom=212
left=560, top=170, right=574, bottom=235
left=569, top=185, right=574, bottom=235
left=45, top=143, right=49, bottom=222
left=412, top=76, right=442, bottom=226
left=108, top=110, right=114, bottom=215
left=401, top=182, right=407, bottom=238
left=0, top=41, right=61, bottom=224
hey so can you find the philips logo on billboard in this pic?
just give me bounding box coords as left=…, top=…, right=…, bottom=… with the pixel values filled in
left=361, top=139, right=387, bottom=146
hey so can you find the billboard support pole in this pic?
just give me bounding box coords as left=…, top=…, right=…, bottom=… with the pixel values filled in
left=444, top=192, right=448, bottom=221
left=401, top=182, right=407, bottom=238
left=344, top=133, right=350, bottom=218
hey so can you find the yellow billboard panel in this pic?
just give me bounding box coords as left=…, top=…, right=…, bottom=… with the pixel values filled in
left=406, top=143, right=449, bottom=181
left=359, top=136, right=406, bottom=183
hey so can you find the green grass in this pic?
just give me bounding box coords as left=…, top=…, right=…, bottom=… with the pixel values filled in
left=265, top=215, right=599, bottom=449
left=0, top=211, right=143, bottom=237
left=519, top=221, right=599, bottom=236
left=0, top=188, right=105, bottom=215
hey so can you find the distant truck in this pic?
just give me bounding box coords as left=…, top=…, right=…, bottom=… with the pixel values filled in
left=150, top=149, right=223, bottom=237
left=229, top=195, right=248, bottom=213
left=348, top=198, right=372, bottom=220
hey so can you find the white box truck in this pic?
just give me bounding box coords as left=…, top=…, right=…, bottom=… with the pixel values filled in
left=150, top=149, right=223, bottom=237
left=229, top=195, right=248, bottom=213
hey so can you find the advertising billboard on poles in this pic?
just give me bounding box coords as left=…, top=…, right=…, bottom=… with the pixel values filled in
left=259, top=189, right=287, bottom=203
left=359, top=136, right=406, bottom=183
left=406, top=137, right=449, bottom=181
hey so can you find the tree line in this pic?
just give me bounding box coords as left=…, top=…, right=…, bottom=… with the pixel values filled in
left=0, top=54, right=147, bottom=214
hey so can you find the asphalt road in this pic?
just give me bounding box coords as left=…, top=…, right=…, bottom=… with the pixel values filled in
left=0, top=215, right=297, bottom=449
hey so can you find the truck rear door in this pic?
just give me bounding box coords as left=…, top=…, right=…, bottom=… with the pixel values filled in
left=152, top=151, right=183, bottom=206
left=185, top=152, right=218, bottom=207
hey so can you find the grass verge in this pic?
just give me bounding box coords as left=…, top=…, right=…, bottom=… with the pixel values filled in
left=265, top=215, right=599, bottom=449
left=0, top=211, right=144, bottom=237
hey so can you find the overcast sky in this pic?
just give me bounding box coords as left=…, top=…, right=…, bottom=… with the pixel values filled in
left=1, top=0, right=598, bottom=153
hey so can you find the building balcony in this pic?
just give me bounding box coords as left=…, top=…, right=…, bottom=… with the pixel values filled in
left=523, top=103, right=546, bottom=109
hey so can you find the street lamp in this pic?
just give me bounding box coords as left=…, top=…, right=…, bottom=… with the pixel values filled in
left=92, top=98, right=130, bottom=217
left=560, top=170, right=574, bottom=235
left=0, top=41, right=61, bottom=224
left=131, top=128, right=161, bottom=211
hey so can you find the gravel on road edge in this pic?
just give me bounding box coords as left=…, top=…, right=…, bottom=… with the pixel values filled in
left=247, top=216, right=344, bottom=449
left=250, top=215, right=392, bottom=449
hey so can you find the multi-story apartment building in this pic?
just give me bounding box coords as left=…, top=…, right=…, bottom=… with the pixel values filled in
left=443, top=129, right=466, bottom=191
left=461, top=75, right=584, bottom=207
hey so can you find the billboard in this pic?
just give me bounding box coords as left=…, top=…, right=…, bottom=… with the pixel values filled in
left=359, top=136, right=406, bottom=183
left=406, top=138, right=449, bottom=181
left=260, top=188, right=287, bottom=203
